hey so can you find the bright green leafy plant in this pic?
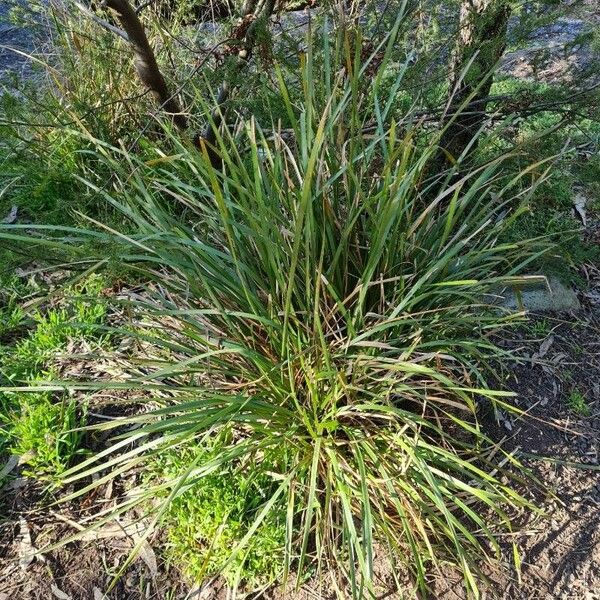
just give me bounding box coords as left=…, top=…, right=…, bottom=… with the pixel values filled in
left=155, top=436, right=286, bottom=587
left=0, top=275, right=107, bottom=478
left=8, top=391, right=86, bottom=477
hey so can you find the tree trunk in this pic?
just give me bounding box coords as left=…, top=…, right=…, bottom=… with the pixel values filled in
left=104, top=0, right=187, bottom=130
left=438, top=0, right=511, bottom=165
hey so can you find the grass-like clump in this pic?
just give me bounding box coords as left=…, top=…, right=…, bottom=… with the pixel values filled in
left=26, top=26, right=550, bottom=598
left=0, top=0, right=599, bottom=596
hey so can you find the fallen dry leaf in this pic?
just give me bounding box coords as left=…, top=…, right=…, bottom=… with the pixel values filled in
left=78, top=517, right=153, bottom=543
left=536, top=334, right=555, bottom=360
left=51, top=584, right=72, bottom=600
left=18, top=518, right=34, bottom=570
left=551, top=352, right=568, bottom=364
left=137, top=540, right=158, bottom=578
left=1, top=205, right=18, bottom=224
left=0, top=455, right=19, bottom=482
left=92, top=588, right=104, bottom=600
left=573, top=192, right=588, bottom=227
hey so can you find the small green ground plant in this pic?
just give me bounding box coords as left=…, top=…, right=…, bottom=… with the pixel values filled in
left=567, top=389, right=590, bottom=417
left=0, top=276, right=26, bottom=340
left=528, top=318, right=551, bottom=338
left=0, top=274, right=108, bottom=478
left=155, top=436, right=286, bottom=587
left=8, top=392, right=85, bottom=477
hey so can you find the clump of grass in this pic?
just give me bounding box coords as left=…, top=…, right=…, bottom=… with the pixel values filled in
left=567, top=390, right=590, bottom=416
left=3, top=24, right=546, bottom=598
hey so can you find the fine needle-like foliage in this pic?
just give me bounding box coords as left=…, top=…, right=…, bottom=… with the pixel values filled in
left=2, top=17, right=547, bottom=600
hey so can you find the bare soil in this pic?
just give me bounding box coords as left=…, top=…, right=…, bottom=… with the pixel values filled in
left=431, top=305, right=600, bottom=600
left=0, top=476, right=188, bottom=600
left=487, top=311, right=600, bottom=600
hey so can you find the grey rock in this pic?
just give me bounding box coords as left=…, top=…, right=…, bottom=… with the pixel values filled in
left=0, top=1, right=46, bottom=81
left=490, top=276, right=581, bottom=313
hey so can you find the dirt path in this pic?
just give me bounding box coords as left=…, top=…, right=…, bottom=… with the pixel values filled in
left=487, top=309, right=600, bottom=600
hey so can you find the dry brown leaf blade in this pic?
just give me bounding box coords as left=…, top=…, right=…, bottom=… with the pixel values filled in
left=537, top=334, right=555, bottom=359
left=137, top=540, right=158, bottom=578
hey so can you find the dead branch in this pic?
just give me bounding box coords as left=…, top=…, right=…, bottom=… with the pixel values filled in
left=72, top=0, right=129, bottom=40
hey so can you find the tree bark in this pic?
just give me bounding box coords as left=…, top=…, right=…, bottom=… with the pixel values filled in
left=103, top=0, right=187, bottom=130
left=197, top=0, right=277, bottom=166
left=438, top=0, right=511, bottom=166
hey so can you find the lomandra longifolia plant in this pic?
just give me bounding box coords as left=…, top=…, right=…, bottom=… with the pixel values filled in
left=1, top=17, right=547, bottom=600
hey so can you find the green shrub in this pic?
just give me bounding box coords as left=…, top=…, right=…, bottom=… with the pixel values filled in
left=4, top=26, right=543, bottom=599
left=0, top=274, right=107, bottom=477
left=155, top=438, right=286, bottom=587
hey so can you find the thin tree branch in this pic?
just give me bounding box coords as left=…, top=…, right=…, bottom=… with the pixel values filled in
left=102, top=0, right=188, bottom=129
left=135, top=0, right=156, bottom=14
left=72, top=0, right=129, bottom=41
left=198, top=0, right=277, bottom=164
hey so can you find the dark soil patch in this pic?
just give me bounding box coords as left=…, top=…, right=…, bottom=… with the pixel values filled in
left=429, top=307, right=600, bottom=600
left=486, top=310, right=600, bottom=600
